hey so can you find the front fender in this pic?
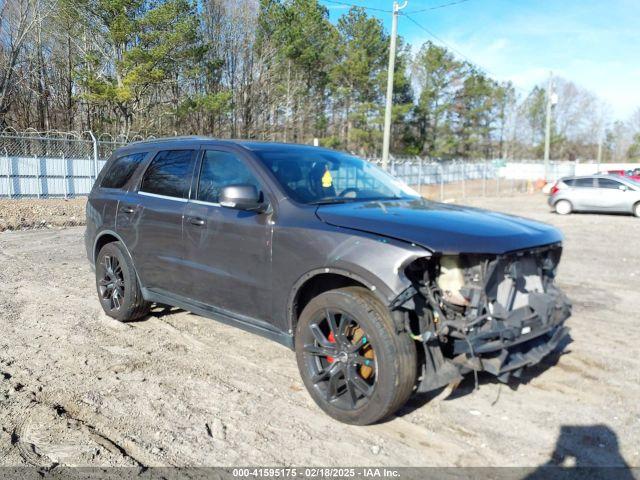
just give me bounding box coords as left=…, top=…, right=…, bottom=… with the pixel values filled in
left=286, top=234, right=431, bottom=331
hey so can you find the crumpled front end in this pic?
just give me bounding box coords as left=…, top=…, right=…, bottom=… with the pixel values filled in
left=397, top=243, right=572, bottom=391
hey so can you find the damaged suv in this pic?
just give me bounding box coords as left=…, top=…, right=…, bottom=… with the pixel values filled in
left=86, top=138, right=571, bottom=425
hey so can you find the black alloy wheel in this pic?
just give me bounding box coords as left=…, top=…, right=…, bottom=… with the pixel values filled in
left=98, top=254, right=125, bottom=311
left=295, top=287, right=417, bottom=425
left=303, top=308, right=377, bottom=410
left=95, top=242, right=150, bottom=322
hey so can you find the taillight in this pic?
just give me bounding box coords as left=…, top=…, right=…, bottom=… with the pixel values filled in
left=550, top=183, right=559, bottom=196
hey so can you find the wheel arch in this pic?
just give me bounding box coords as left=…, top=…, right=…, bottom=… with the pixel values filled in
left=93, top=230, right=148, bottom=299
left=287, top=267, right=396, bottom=335
left=554, top=197, right=573, bottom=211
left=93, top=230, right=135, bottom=269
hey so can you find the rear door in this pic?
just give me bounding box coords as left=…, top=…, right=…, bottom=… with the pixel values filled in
left=567, top=177, right=596, bottom=210
left=117, top=149, right=198, bottom=296
left=182, top=147, right=274, bottom=323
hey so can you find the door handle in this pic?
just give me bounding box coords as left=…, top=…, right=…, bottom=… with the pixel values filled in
left=189, top=217, right=206, bottom=226
left=120, top=205, right=136, bottom=214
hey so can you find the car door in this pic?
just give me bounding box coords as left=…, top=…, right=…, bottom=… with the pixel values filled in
left=593, top=178, right=631, bottom=211
left=568, top=177, right=596, bottom=210
left=183, top=147, right=274, bottom=323
left=117, top=149, right=198, bottom=296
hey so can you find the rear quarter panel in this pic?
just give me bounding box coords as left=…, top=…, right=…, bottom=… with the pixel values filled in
left=85, top=148, right=155, bottom=264
left=85, top=191, right=121, bottom=264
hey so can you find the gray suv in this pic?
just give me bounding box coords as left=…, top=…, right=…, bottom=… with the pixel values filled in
left=86, top=137, right=571, bottom=425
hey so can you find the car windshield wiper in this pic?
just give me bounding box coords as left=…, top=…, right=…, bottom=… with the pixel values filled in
left=308, top=198, right=358, bottom=205
left=309, top=196, right=407, bottom=206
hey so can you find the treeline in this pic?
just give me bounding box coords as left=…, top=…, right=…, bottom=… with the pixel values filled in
left=1, top=0, right=639, bottom=161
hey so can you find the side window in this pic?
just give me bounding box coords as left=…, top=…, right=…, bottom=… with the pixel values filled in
left=101, top=152, right=146, bottom=189
left=140, top=150, right=196, bottom=199
left=573, top=178, right=594, bottom=188
left=197, top=151, right=262, bottom=203
left=597, top=178, right=623, bottom=189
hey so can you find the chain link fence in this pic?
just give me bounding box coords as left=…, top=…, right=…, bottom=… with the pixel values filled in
left=1, top=129, right=631, bottom=199
left=368, top=156, right=581, bottom=201
left=0, top=129, right=154, bottom=198
left=390, top=157, right=640, bottom=200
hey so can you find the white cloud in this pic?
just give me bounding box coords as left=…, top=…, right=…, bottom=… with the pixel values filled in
left=406, top=27, right=639, bottom=120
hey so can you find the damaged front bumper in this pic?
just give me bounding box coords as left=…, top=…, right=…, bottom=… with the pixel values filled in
left=397, top=243, right=572, bottom=391
left=476, top=325, right=569, bottom=380
left=449, top=292, right=571, bottom=383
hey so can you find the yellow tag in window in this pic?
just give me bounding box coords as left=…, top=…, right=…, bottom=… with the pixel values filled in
left=322, top=169, right=333, bottom=188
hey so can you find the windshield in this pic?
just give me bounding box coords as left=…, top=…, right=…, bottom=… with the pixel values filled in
left=253, top=148, right=419, bottom=205
left=625, top=177, right=640, bottom=189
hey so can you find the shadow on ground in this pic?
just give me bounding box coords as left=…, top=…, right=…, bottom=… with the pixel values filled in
left=524, top=424, right=633, bottom=479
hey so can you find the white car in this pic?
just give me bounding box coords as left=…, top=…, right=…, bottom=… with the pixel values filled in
left=548, top=175, right=640, bottom=216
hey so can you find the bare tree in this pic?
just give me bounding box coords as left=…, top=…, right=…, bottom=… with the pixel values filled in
left=0, top=0, right=45, bottom=127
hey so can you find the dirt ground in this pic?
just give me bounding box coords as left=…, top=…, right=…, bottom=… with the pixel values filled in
left=0, top=197, right=86, bottom=231
left=0, top=194, right=639, bottom=469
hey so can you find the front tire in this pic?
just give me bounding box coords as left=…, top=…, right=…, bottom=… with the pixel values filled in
left=95, top=242, right=150, bottom=322
left=634, top=202, right=640, bottom=218
left=295, top=287, right=416, bottom=425
left=555, top=199, right=572, bottom=215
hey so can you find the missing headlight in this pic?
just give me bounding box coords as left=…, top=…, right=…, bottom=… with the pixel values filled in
left=435, top=256, right=468, bottom=307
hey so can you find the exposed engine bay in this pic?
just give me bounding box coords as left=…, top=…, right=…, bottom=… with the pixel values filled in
left=396, top=243, right=572, bottom=391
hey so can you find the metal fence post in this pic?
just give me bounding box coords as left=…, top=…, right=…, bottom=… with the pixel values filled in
left=3, top=148, right=10, bottom=199
left=61, top=151, right=68, bottom=199
left=417, top=156, right=423, bottom=194
left=483, top=160, right=487, bottom=197
left=462, top=162, right=466, bottom=199
left=35, top=155, right=41, bottom=198
left=88, top=130, right=99, bottom=181
left=438, top=162, right=444, bottom=201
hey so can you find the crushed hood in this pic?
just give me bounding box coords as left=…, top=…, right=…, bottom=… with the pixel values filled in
left=316, top=198, right=563, bottom=254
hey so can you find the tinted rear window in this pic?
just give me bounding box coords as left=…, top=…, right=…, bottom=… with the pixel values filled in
left=140, top=150, right=196, bottom=198
left=567, top=178, right=594, bottom=188
left=101, top=152, right=146, bottom=189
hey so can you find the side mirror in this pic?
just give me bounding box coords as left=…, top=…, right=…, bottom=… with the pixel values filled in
left=219, top=184, right=265, bottom=212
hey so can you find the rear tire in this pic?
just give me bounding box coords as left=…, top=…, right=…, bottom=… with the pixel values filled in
left=634, top=202, right=640, bottom=218
left=295, top=287, right=416, bottom=425
left=95, top=242, right=150, bottom=322
left=555, top=199, right=572, bottom=215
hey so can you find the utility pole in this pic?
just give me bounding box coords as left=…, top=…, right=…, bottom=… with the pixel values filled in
left=596, top=108, right=606, bottom=172
left=382, top=1, right=408, bottom=171
left=543, top=71, right=557, bottom=180
left=596, top=135, right=603, bottom=172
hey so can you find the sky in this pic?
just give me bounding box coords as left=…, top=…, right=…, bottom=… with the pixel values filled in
left=319, top=0, right=640, bottom=121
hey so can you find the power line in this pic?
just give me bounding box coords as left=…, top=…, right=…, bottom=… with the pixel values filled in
left=403, top=14, right=476, bottom=64
left=402, top=13, right=530, bottom=95
left=322, top=0, right=393, bottom=13
left=406, top=0, right=473, bottom=14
